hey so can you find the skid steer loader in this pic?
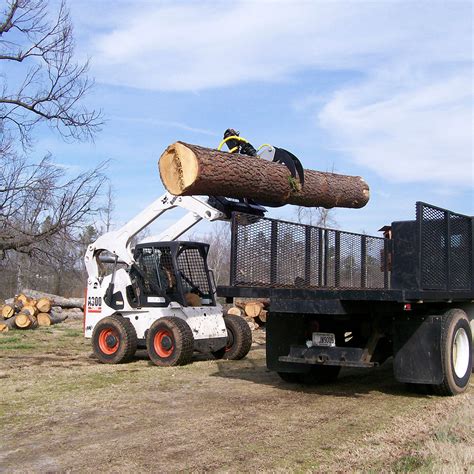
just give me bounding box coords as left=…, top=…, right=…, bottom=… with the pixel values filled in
left=84, top=193, right=266, bottom=366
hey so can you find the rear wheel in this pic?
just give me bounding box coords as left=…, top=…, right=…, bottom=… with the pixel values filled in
left=434, top=309, right=472, bottom=396
left=212, top=315, right=252, bottom=360
left=146, top=317, right=194, bottom=366
left=92, top=315, right=137, bottom=364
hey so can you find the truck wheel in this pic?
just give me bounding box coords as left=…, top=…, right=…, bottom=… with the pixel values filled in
left=278, top=366, right=341, bottom=384
left=92, top=315, right=137, bottom=364
left=212, top=315, right=252, bottom=360
left=146, top=317, right=194, bottom=366
left=434, top=309, right=472, bottom=396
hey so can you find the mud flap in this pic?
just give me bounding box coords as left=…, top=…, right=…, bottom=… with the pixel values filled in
left=393, top=315, right=443, bottom=384
left=266, top=312, right=309, bottom=374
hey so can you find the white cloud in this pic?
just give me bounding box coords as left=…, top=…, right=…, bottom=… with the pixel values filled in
left=89, top=1, right=471, bottom=92
left=79, top=0, right=472, bottom=187
left=318, top=67, right=473, bottom=186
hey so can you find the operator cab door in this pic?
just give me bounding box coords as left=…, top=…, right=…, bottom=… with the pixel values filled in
left=128, top=242, right=215, bottom=308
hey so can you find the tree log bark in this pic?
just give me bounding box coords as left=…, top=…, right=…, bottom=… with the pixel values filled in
left=0, top=317, right=16, bottom=330
left=20, top=289, right=83, bottom=309
left=159, top=142, right=369, bottom=209
left=49, top=311, right=69, bottom=324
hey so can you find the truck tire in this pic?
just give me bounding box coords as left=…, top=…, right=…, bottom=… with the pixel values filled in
left=92, top=315, right=138, bottom=364
left=212, top=315, right=252, bottom=360
left=146, top=317, right=194, bottom=366
left=434, top=309, right=472, bottom=396
left=278, top=365, right=341, bottom=385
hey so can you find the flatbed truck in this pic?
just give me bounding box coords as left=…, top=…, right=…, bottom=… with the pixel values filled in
left=218, top=201, right=473, bottom=395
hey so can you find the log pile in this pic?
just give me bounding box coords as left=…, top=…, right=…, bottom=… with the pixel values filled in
left=0, top=290, right=82, bottom=333
left=227, top=299, right=269, bottom=330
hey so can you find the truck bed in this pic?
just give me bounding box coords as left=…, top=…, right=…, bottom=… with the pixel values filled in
left=219, top=201, right=473, bottom=312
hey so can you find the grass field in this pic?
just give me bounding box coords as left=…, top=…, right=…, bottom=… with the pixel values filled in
left=0, top=319, right=472, bottom=472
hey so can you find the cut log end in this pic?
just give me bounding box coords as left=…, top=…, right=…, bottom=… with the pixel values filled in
left=159, top=142, right=198, bottom=195
left=227, top=307, right=242, bottom=317
left=2, top=305, right=15, bottom=319
left=15, top=313, right=31, bottom=329
left=37, top=313, right=52, bottom=327
left=0, top=323, right=9, bottom=333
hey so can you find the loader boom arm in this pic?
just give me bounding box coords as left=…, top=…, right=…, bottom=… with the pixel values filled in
left=84, top=193, right=227, bottom=280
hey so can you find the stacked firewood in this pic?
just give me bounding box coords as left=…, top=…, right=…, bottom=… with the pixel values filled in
left=0, top=289, right=83, bottom=333
left=227, top=299, right=269, bottom=330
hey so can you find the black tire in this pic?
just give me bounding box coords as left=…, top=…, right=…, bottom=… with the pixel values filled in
left=146, top=317, right=194, bottom=366
left=434, top=309, right=472, bottom=396
left=278, top=365, right=341, bottom=385
left=212, top=315, right=252, bottom=360
left=92, top=315, right=137, bottom=364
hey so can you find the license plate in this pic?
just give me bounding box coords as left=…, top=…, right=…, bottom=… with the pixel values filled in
left=312, top=332, right=336, bottom=347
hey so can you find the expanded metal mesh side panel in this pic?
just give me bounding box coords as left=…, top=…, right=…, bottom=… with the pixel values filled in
left=231, top=213, right=389, bottom=290
left=366, top=236, right=389, bottom=289
left=417, top=202, right=472, bottom=291
left=177, top=247, right=211, bottom=296
left=450, top=213, right=472, bottom=290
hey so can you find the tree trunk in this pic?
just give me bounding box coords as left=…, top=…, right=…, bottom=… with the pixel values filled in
left=20, top=289, right=83, bottom=309
left=0, top=317, right=16, bottom=330
left=49, top=311, right=69, bottom=324
left=159, top=142, right=370, bottom=209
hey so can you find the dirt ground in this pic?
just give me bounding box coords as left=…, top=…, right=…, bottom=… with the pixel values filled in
left=0, top=319, right=472, bottom=473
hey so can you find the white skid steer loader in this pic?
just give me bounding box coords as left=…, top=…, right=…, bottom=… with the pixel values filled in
left=84, top=193, right=266, bottom=366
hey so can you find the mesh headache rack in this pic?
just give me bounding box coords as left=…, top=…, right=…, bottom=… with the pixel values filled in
left=229, top=213, right=391, bottom=290
left=228, top=202, right=473, bottom=293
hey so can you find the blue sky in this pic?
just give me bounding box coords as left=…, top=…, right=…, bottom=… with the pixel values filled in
left=31, top=0, right=473, bottom=236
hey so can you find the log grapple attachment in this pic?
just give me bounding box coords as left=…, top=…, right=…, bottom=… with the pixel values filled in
left=220, top=128, right=305, bottom=188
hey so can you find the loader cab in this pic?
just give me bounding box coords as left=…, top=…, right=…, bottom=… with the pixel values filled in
left=128, top=241, right=216, bottom=308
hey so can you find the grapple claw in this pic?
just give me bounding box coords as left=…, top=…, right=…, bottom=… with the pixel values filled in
left=272, top=147, right=305, bottom=187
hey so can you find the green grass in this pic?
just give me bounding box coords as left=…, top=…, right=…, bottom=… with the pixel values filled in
left=390, top=453, right=433, bottom=472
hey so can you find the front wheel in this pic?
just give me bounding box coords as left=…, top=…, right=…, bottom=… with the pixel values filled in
left=434, top=309, right=472, bottom=396
left=212, top=315, right=252, bottom=360
left=146, top=317, right=194, bottom=367
left=92, top=315, right=137, bottom=364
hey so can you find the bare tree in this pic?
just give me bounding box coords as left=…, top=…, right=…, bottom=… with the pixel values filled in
left=100, top=183, right=115, bottom=232
left=0, top=0, right=102, bottom=148
left=296, top=206, right=338, bottom=229
left=0, top=0, right=106, bottom=277
left=0, top=151, right=107, bottom=255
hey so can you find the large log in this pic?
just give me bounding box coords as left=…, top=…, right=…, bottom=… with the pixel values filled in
left=159, top=142, right=369, bottom=209
left=20, top=289, right=83, bottom=309
left=49, top=311, right=69, bottom=324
